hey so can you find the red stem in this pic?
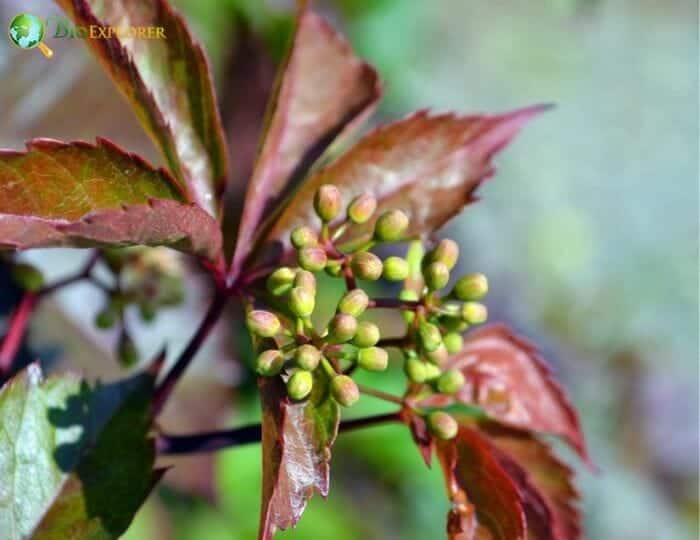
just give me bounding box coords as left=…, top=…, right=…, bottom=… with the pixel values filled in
left=369, top=298, right=421, bottom=310
left=0, top=292, right=38, bottom=373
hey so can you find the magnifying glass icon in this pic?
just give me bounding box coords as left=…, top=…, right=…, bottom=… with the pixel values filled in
left=8, top=13, right=54, bottom=58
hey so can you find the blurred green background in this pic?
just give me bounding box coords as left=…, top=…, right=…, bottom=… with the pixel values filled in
left=0, top=0, right=697, bottom=538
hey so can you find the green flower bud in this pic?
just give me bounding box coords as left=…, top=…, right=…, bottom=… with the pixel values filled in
left=423, top=362, right=442, bottom=382
left=256, top=349, right=285, bottom=376
left=294, top=270, right=316, bottom=293
left=295, top=345, right=321, bottom=371
left=437, top=369, right=466, bottom=394
left=425, top=343, right=449, bottom=366
left=418, top=322, right=443, bottom=352
left=427, top=411, right=458, bottom=440
left=11, top=263, right=44, bottom=292
left=139, top=302, right=157, bottom=323
left=461, top=302, right=488, bottom=325
left=400, top=289, right=419, bottom=324
left=350, top=252, right=383, bottom=281
left=352, top=321, right=380, bottom=348
left=287, top=370, right=313, bottom=400
left=357, top=346, right=389, bottom=372
left=347, top=193, right=377, bottom=224
left=266, top=267, right=296, bottom=296
left=298, top=247, right=327, bottom=272
left=325, top=261, right=342, bottom=277
left=382, top=256, right=409, bottom=281
left=424, top=261, right=450, bottom=291
left=428, top=239, right=459, bottom=270
left=328, top=313, right=358, bottom=343
left=314, top=184, right=342, bottom=222
left=443, top=332, right=464, bottom=354
left=441, top=316, right=468, bottom=333
left=291, top=226, right=318, bottom=249
left=95, top=307, right=118, bottom=329
left=117, top=332, right=139, bottom=368
left=158, top=275, right=185, bottom=306
left=374, top=209, right=409, bottom=242
left=404, top=355, right=428, bottom=383
left=453, top=273, right=489, bottom=301
left=289, top=287, right=315, bottom=318
left=102, top=248, right=127, bottom=272
left=338, top=289, right=369, bottom=317
left=246, top=310, right=281, bottom=338
left=331, top=375, right=360, bottom=407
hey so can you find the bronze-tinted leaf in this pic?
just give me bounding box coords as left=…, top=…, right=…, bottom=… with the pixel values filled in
left=258, top=373, right=340, bottom=539
left=0, top=139, right=222, bottom=260
left=448, top=324, right=589, bottom=463
left=400, top=407, right=434, bottom=467
left=436, top=424, right=527, bottom=540
left=56, top=0, right=229, bottom=216
left=229, top=4, right=381, bottom=281
left=258, top=105, right=547, bottom=263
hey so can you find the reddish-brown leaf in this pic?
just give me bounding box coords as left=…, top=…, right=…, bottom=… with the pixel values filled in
left=481, top=424, right=582, bottom=540
left=400, top=407, right=434, bottom=467
left=257, top=105, right=547, bottom=264
left=436, top=425, right=527, bottom=540
left=0, top=139, right=222, bottom=260
left=229, top=4, right=381, bottom=281
left=258, top=373, right=340, bottom=539
left=448, top=324, right=589, bottom=463
left=56, top=0, right=229, bottom=216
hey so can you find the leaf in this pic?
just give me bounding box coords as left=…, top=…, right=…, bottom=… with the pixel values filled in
left=257, top=105, right=547, bottom=263
left=258, top=373, right=340, bottom=539
left=400, top=407, right=434, bottom=467
left=436, top=424, right=527, bottom=540
left=0, top=138, right=222, bottom=260
left=56, top=0, right=229, bottom=216
left=0, top=363, right=159, bottom=539
left=481, top=424, right=581, bottom=540
left=229, top=4, right=381, bottom=281
left=448, top=324, right=590, bottom=462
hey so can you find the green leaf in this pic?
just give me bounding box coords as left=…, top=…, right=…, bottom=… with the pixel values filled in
left=56, top=0, right=229, bottom=216
left=0, top=363, right=159, bottom=539
left=258, top=373, right=340, bottom=540
left=228, top=3, right=381, bottom=281
left=0, top=139, right=222, bottom=261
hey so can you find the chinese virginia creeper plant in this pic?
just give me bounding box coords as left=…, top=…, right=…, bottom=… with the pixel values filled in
left=0, top=1, right=590, bottom=538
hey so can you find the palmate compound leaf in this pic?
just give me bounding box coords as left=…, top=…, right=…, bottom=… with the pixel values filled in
left=253, top=105, right=548, bottom=266
left=228, top=1, right=382, bottom=281
left=56, top=0, right=229, bottom=217
left=0, top=363, right=160, bottom=540
left=0, top=138, right=223, bottom=262
left=258, top=373, right=340, bottom=540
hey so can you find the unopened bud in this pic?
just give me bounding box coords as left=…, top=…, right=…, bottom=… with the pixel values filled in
left=325, top=261, right=342, bottom=277
left=294, top=270, right=316, bottom=293
left=429, top=239, right=459, bottom=270
left=266, top=267, right=296, bottom=296
left=338, top=289, right=369, bottom=317
left=117, top=331, right=140, bottom=368
left=347, top=193, right=377, bottom=224
left=139, top=302, right=157, bottom=323
left=295, top=345, right=321, bottom=371
left=11, top=263, right=44, bottom=292
left=453, top=273, right=488, bottom=301
left=443, top=332, right=464, bottom=354
left=247, top=310, right=281, bottom=338
left=382, top=256, right=409, bottom=281
left=291, top=226, right=318, bottom=249
left=423, top=362, right=442, bottom=382
left=289, top=287, right=315, bottom=318
left=418, top=322, right=443, bottom=353
left=298, top=247, right=327, bottom=272
left=331, top=375, right=360, bottom=407
left=287, top=370, right=313, bottom=400
left=424, top=261, right=450, bottom=291
left=441, top=316, right=468, bottom=333
left=328, top=313, right=358, bottom=343
left=357, top=347, right=388, bottom=371
left=314, top=184, right=342, bottom=222
left=425, top=343, right=449, bottom=366
left=95, top=307, right=118, bottom=329
left=427, top=411, right=458, bottom=440
left=461, top=302, right=488, bottom=325
left=256, top=349, right=285, bottom=376
left=351, top=252, right=383, bottom=281
left=352, top=321, right=380, bottom=348
left=400, top=289, right=419, bottom=324
left=404, top=355, right=428, bottom=383
left=436, top=369, right=466, bottom=394
left=374, top=209, right=409, bottom=242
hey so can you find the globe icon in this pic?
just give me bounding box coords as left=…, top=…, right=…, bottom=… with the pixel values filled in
left=8, top=13, right=53, bottom=57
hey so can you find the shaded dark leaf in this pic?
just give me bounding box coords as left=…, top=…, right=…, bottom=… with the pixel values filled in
left=0, top=363, right=159, bottom=539
left=56, top=0, right=229, bottom=216
left=229, top=4, right=381, bottom=280
left=448, top=324, right=589, bottom=462
left=0, top=139, right=222, bottom=260
left=258, top=373, right=340, bottom=539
